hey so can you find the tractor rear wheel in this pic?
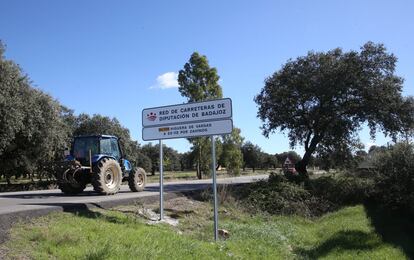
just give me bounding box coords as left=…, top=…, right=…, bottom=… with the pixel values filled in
left=92, top=158, right=122, bottom=195
left=128, top=167, right=146, bottom=192
left=58, top=182, right=86, bottom=195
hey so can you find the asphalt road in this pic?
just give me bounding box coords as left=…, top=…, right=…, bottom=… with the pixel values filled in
left=0, top=174, right=267, bottom=217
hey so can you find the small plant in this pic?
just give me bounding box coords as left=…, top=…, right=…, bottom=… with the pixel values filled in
left=218, top=184, right=232, bottom=204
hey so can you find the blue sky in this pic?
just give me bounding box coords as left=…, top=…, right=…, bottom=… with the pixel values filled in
left=1, top=0, right=413, bottom=154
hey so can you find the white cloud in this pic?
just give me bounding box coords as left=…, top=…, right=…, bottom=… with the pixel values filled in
left=150, top=72, right=179, bottom=89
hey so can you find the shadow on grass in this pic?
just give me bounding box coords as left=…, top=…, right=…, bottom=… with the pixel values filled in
left=364, top=202, right=414, bottom=259
left=22, top=203, right=132, bottom=225
left=295, top=230, right=381, bottom=258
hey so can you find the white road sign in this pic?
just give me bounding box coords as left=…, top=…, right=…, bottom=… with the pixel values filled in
left=142, top=119, right=233, bottom=141
left=141, top=98, right=233, bottom=241
left=142, top=98, right=232, bottom=127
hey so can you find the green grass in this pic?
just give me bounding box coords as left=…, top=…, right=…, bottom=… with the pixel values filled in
left=3, top=210, right=224, bottom=260
left=145, top=170, right=198, bottom=183
left=2, top=197, right=407, bottom=259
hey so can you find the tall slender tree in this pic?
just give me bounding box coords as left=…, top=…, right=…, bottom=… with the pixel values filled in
left=178, top=52, right=223, bottom=178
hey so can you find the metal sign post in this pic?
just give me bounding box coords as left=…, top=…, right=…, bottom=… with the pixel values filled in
left=159, top=140, right=164, bottom=220
left=211, top=135, right=218, bottom=241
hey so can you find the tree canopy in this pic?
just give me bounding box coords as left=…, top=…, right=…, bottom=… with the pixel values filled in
left=241, top=142, right=262, bottom=171
left=178, top=52, right=223, bottom=102
left=141, top=143, right=181, bottom=174
left=275, top=151, right=301, bottom=166
left=220, top=128, right=244, bottom=175
left=0, top=42, right=70, bottom=183
left=255, top=42, right=414, bottom=178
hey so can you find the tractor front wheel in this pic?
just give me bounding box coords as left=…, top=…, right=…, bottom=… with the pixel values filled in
left=128, top=167, right=146, bottom=192
left=92, top=158, right=122, bottom=195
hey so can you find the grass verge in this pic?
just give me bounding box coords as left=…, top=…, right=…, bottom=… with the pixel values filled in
left=1, top=194, right=407, bottom=259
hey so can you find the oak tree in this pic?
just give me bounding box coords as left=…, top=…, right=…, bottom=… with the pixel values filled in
left=0, top=42, right=70, bottom=182
left=255, top=42, right=414, bottom=180
left=241, top=142, right=262, bottom=171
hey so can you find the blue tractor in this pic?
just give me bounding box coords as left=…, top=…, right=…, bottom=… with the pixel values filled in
left=57, top=135, right=146, bottom=195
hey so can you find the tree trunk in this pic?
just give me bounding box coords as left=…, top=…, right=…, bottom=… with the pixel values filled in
left=296, top=132, right=322, bottom=182
left=197, top=161, right=201, bottom=179
left=295, top=148, right=314, bottom=181
left=197, top=141, right=203, bottom=179
left=295, top=160, right=309, bottom=180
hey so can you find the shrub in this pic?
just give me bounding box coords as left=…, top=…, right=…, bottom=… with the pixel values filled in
left=268, top=171, right=287, bottom=184
left=242, top=178, right=333, bottom=217
left=309, top=175, right=374, bottom=205
left=237, top=171, right=376, bottom=217
left=371, top=143, right=414, bottom=214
